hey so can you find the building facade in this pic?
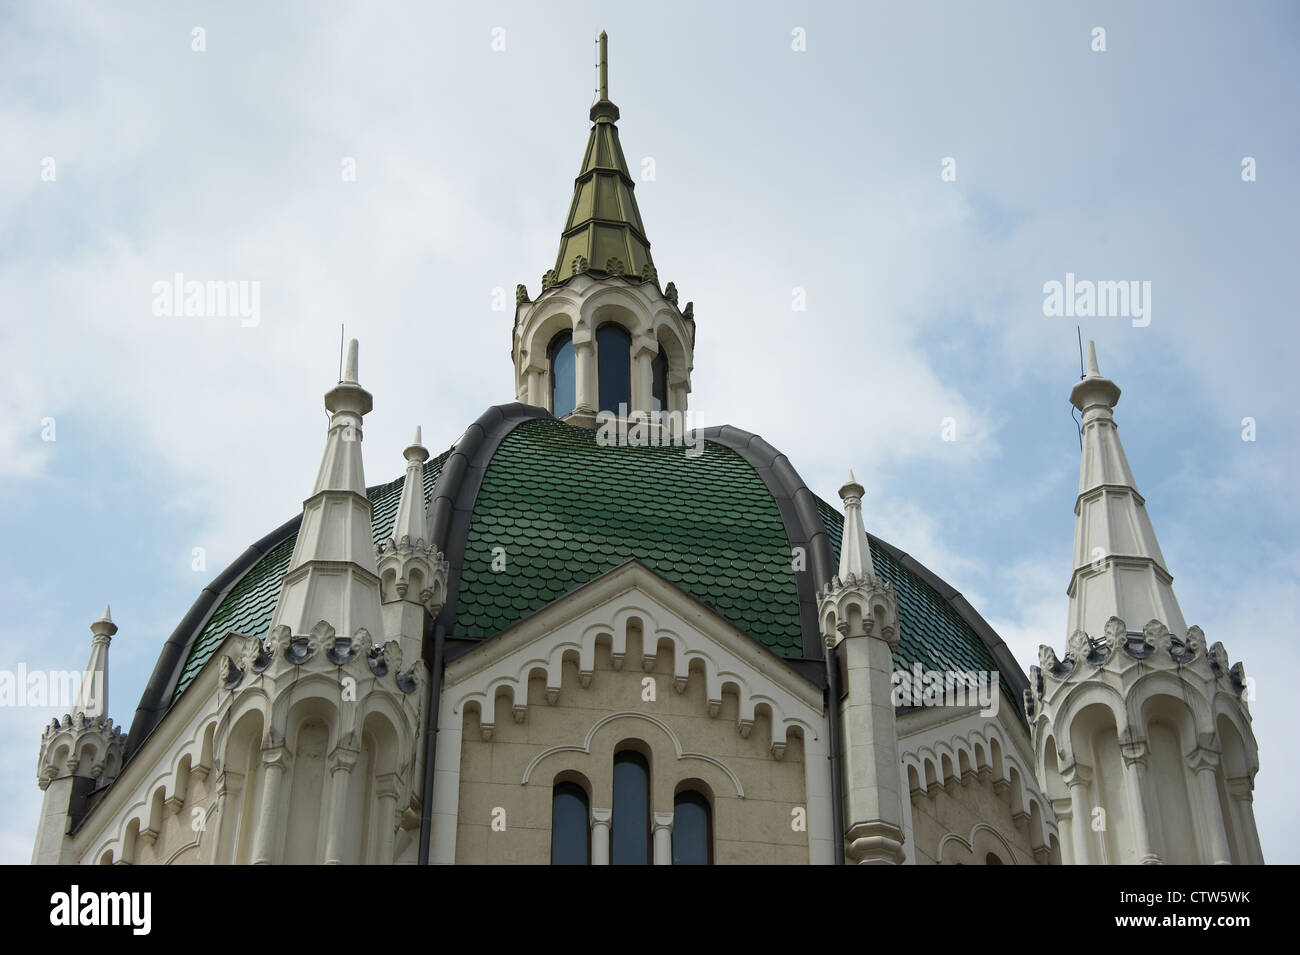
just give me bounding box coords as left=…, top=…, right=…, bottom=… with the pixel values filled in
left=31, top=36, right=1261, bottom=866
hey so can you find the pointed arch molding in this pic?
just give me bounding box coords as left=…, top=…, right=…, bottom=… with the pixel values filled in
left=522, top=711, right=745, bottom=797
left=899, top=707, right=1058, bottom=856
left=938, top=823, right=1017, bottom=864
left=443, top=559, right=825, bottom=756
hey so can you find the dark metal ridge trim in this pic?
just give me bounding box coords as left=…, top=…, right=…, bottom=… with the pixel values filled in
left=417, top=403, right=549, bottom=866
left=429, top=403, right=553, bottom=642
left=123, top=512, right=303, bottom=760
left=698, top=425, right=834, bottom=667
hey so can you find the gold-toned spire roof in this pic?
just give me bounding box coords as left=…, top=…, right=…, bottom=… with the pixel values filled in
left=546, top=32, right=656, bottom=289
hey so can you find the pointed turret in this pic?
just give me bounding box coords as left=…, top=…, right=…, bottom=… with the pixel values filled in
left=513, top=33, right=694, bottom=426
left=547, top=32, right=655, bottom=287
left=33, top=606, right=126, bottom=863
left=1028, top=343, right=1263, bottom=865
left=377, top=426, right=449, bottom=661
left=313, top=338, right=372, bottom=496
left=1066, top=341, right=1185, bottom=640
left=75, top=604, right=116, bottom=718
left=817, top=468, right=903, bottom=864
left=390, top=426, right=432, bottom=547
left=836, top=471, right=876, bottom=580
left=269, top=338, right=384, bottom=642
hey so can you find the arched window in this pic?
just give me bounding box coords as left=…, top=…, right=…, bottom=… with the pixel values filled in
left=672, top=791, right=712, bottom=865
left=550, top=781, right=590, bottom=865
left=985, top=852, right=1004, bottom=865
left=549, top=331, right=576, bottom=418
left=651, top=346, right=669, bottom=413
left=597, top=324, right=631, bottom=415
left=611, top=750, right=650, bottom=865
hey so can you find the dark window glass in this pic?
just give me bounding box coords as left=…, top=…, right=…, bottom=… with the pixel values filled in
left=597, top=324, right=631, bottom=415
left=672, top=791, right=712, bottom=865
left=651, top=347, right=669, bottom=413
left=611, top=751, right=649, bottom=865
left=549, top=332, right=576, bottom=418
left=985, top=852, right=1004, bottom=865
left=550, top=782, right=589, bottom=865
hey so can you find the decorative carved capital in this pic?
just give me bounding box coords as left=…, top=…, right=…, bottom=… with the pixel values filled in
left=1187, top=747, right=1221, bottom=775
left=1119, top=739, right=1148, bottom=767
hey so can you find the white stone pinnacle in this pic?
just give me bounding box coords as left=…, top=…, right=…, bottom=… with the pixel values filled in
left=273, top=337, right=384, bottom=640
left=79, top=606, right=117, bottom=718
left=1084, top=339, right=1101, bottom=378
left=1065, top=342, right=1185, bottom=639
left=837, top=468, right=874, bottom=580
left=393, top=424, right=432, bottom=545
left=342, top=337, right=359, bottom=383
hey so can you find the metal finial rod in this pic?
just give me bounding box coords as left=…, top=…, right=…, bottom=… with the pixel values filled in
left=599, top=31, right=608, bottom=100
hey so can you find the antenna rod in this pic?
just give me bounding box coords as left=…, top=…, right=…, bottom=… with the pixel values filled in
left=339, top=324, right=345, bottom=382
left=1076, top=326, right=1084, bottom=379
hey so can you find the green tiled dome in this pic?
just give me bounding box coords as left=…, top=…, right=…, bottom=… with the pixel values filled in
left=454, top=418, right=801, bottom=651
left=165, top=414, right=1024, bottom=719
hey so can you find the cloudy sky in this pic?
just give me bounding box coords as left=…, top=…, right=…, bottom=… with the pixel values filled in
left=2, top=0, right=1296, bottom=863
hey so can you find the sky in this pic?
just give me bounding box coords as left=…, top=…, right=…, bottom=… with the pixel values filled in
left=1, top=0, right=1296, bottom=864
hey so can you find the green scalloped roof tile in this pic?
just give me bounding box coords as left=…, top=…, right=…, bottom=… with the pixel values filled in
left=452, top=419, right=804, bottom=656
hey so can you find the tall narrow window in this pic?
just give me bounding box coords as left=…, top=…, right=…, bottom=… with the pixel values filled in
left=550, top=781, right=590, bottom=865
left=672, top=791, right=712, bottom=865
left=597, top=324, right=631, bottom=415
left=549, top=331, right=576, bottom=418
left=651, top=346, right=669, bottom=413
left=611, top=750, right=650, bottom=865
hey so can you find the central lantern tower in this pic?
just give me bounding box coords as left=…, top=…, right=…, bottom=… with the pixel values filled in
left=511, top=33, right=696, bottom=428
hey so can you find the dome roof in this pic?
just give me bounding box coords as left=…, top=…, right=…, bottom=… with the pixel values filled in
left=126, top=406, right=1027, bottom=755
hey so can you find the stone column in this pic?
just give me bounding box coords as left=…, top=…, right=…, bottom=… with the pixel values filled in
left=1048, top=796, right=1072, bottom=864
left=522, top=369, right=543, bottom=407
left=323, top=745, right=360, bottom=864
left=213, top=769, right=245, bottom=864
left=590, top=807, right=612, bottom=865
left=652, top=811, right=674, bottom=865
left=31, top=775, right=76, bottom=865
left=250, top=744, right=289, bottom=865
left=1062, top=762, right=1092, bottom=865
left=1189, top=748, right=1232, bottom=865
left=631, top=342, right=655, bottom=416
left=1226, top=777, right=1263, bottom=865
left=839, top=621, right=906, bottom=864
left=668, top=378, right=688, bottom=418
left=374, top=772, right=400, bottom=865
left=574, top=339, right=596, bottom=412
left=1119, top=740, right=1160, bottom=864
